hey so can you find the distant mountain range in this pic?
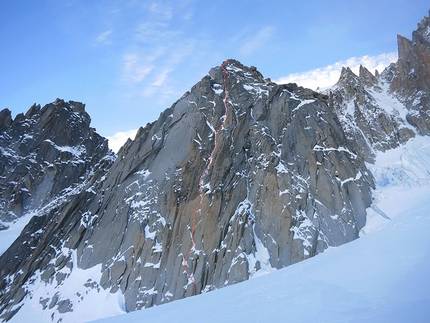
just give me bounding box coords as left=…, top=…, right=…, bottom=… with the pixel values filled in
left=0, top=10, right=429, bottom=323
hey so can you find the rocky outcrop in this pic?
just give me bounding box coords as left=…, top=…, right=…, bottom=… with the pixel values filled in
left=0, top=61, right=373, bottom=321
left=383, top=11, right=430, bottom=135
left=0, top=99, right=114, bottom=227
left=0, top=109, right=12, bottom=133
left=327, top=66, right=415, bottom=162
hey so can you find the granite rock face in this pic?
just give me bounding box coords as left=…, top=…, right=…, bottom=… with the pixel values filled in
left=390, top=12, right=430, bottom=98
left=383, top=11, right=430, bottom=135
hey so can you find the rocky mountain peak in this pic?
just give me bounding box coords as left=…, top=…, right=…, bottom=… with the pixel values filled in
left=337, top=65, right=378, bottom=91
left=0, top=99, right=113, bottom=226
left=359, top=65, right=378, bottom=87
left=415, top=10, right=430, bottom=42
left=328, top=61, right=416, bottom=161
left=209, top=59, right=266, bottom=85
left=326, top=13, right=430, bottom=159
left=0, top=59, right=374, bottom=320
left=334, top=67, right=363, bottom=100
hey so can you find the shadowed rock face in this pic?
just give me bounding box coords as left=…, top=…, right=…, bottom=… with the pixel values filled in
left=0, top=99, right=113, bottom=225
left=0, top=60, right=373, bottom=320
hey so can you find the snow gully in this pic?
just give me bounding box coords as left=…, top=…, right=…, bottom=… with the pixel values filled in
left=183, top=60, right=232, bottom=295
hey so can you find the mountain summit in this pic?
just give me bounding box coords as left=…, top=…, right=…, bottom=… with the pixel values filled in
left=0, top=10, right=429, bottom=323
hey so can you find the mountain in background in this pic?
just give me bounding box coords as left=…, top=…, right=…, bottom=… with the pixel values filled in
left=0, top=99, right=113, bottom=226
left=0, top=10, right=429, bottom=323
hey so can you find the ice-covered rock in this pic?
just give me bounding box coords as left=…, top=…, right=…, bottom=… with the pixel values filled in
left=327, top=65, right=415, bottom=162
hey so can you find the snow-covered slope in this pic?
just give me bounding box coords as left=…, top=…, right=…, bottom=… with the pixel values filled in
left=88, top=135, right=430, bottom=323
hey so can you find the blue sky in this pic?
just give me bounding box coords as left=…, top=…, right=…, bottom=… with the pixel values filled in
left=1, top=1, right=429, bottom=147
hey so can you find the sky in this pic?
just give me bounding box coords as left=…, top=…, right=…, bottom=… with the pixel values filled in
left=1, top=1, right=429, bottom=150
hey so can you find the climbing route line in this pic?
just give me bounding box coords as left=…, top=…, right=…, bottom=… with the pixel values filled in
left=183, top=60, right=232, bottom=295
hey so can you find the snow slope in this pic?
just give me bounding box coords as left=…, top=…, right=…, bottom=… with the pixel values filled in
left=0, top=212, right=34, bottom=255
left=90, top=136, right=430, bottom=323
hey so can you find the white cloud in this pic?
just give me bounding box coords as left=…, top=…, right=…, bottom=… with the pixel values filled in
left=95, top=30, right=112, bottom=45
left=274, top=52, right=398, bottom=90
left=239, top=26, right=275, bottom=55
left=122, top=47, right=167, bottom=83
left=122, top=53, right=153, bottom=83
left=166, top=40, right=195, bottom=65
left=134, top=41, right=194, bottom=97
left=142, top=68, right=173, bottom=97
left=106, top=129, right=138, bottom=153
left=135, top=22, right=181, bottom=43
left=151, top=68, right=172, bottom=87
left=183, top=11, right=193, bottom=20
left=149, top=3, right=173, bottom=20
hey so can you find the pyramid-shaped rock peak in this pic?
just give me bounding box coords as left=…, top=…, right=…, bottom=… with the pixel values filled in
left=0, top=59, right=375, bottom=320
left=359, top=65, right=378, bottom=87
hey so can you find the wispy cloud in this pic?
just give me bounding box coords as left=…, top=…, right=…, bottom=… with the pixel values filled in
left=274, top=52, right=398, bottom=90
left=118, top=2, right=200, bottom=105
left=106, top=129, right=138, bottom=153
left=135, top=22, right=181, bottom=43
left=152, top=68, right=172, bottom=87
left=122, top=46, right=168, bottom=83
left=121, top=45, right=194, bottom=103
left=239, top=26, right=275, bottom=55
left=95, top=30, right=112, bottom=46
left=166, top=39, right=195, bottom=65
left=122, top=53, right=154, bottom=83
left=142, top=68, right=173, bottom=97
left=183, top=11, right=193, bottom=20
left=149, top=3, right=173, bottom=20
